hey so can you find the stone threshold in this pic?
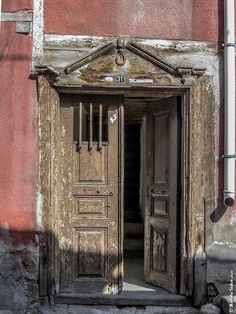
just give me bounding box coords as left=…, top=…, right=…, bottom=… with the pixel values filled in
left=55, top=292, right=191, bottom=306
left=39, top=305, right=199, bottom=314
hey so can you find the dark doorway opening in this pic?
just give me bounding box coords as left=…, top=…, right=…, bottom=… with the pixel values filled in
left=124, top=124, right=142, bottom=225
left=122, top=102, right=160, bottom=292
left=124, top=123, right=144, bottom=290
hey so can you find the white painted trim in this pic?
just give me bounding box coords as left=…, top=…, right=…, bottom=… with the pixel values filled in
left=32, top=0, right=44, bottom=66
left=44, top=34, right=218, bottom=54
left=45, top=34, right=110, bottom=42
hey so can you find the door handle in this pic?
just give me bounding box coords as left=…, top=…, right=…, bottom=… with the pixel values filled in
left=150, top=187, right=168, bottom=197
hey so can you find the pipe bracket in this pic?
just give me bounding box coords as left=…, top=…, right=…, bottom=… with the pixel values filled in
left=222, top=154, right=236, bottom=159
left=221, top=43, right=236, bottom=48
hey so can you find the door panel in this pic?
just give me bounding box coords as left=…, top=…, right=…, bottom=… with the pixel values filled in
left=58, top=97, right=121, bottom=294
left=144, top=97, right=178, bottom=293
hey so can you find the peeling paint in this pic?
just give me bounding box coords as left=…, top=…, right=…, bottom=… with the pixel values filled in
left=36, top=191, right=43, bottom=231
left=44, top=34, right=218, bottom=55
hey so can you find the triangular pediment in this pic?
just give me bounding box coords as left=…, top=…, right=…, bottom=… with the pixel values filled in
left=34, top=38, right=206, bottom=85
left=62, top=39, right=205, bottom=77
left=63, top=41, right=178, bottom=76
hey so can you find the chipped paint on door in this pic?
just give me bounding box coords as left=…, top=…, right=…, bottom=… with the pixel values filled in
left=58, top=96, right=122, bottom=295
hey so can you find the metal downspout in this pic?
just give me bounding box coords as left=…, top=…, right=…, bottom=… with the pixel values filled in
left=223, top=0, right=235, bottom=207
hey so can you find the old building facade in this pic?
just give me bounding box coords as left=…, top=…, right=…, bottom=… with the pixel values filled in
left=0, top=1, right=236, bottom=313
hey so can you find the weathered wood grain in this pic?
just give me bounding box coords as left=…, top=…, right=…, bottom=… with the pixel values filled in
left=144, top=97, right=178, bottom=293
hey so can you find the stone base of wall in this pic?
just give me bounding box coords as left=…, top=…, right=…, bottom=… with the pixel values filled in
left=206, top=243, right=236, bottom=306
left=0, top=242, right=39, bottom=314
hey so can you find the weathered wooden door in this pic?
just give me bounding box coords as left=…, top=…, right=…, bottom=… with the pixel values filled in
left=58, top=96, right=122, bottom=295
left=144, top=98, right=178, bottom=293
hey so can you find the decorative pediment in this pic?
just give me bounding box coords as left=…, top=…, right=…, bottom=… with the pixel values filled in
left=63, top=38, right=205, bottom=78
left=34, top=38, right=206, bottom=85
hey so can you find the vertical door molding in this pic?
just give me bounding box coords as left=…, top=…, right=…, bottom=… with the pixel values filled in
left=38, top=75, right=61, bottom=298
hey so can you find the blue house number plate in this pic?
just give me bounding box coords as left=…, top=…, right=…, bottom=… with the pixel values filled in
left=116, top=75, right=125, bottom=84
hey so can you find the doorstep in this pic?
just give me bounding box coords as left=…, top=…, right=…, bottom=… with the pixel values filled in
left=39, top=304, right=199, bottom=314
left=54, top=292, right=191, bottom=306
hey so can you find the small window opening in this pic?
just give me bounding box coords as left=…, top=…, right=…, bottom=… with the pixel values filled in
left=73, top=102, right=108, bottom=148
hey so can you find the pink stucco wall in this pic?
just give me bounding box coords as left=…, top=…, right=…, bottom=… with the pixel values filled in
left=0, top=1, right=38, bottom=244
left=2, top=0, right=32, bottom=12
left=44, top=0, right=223, bottom=42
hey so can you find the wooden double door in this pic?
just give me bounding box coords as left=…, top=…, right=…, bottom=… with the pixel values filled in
left=57, top=95, right=178, bottom=295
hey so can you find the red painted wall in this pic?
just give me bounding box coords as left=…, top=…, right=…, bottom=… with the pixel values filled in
left=0, top=0, right=38, bottom=244
left=44, top=0, right=223, bottom=42
left=2, top=0, right=32, bottom=12
left=0, top=0, right=232, bottom=246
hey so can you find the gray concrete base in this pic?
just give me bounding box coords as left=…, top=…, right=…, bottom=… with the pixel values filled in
left=207, top=243, right=236, bottom=303
left=39, top=305, right=199, bottom=314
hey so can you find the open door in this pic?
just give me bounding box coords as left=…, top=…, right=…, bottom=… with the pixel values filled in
left=144, top=97, right=178, bottom=293
left=58, top=95, right=122, bottom=295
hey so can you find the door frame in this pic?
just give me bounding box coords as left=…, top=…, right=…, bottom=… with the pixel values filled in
left=38, top=77, right=210, bottom=300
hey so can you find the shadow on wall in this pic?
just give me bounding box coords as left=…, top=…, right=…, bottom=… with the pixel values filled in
left=0, top=229, right=194, bottom=313
left=0, top=230, right=124, bottom=314
left=1, top=229, right=235, bottom=314
left=210, top=203, right=227, bottom=223
left=211, top=0, right=228, bottom=223
left=211, top=86, right=225, bottom=222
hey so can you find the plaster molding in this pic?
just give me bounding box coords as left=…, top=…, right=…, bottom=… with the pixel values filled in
left=44, top=34, right=218, bottom=55
left=34, top=38, right=206, bottom=83
left=60, top=38, right=206, bottom=80
left=64, top=42, right=115, bottom=74
left=32, top=0, right=44, bottom=66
